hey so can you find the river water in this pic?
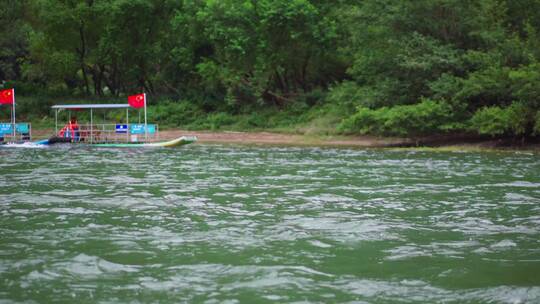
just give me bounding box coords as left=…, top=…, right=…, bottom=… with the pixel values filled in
left=1, top=145, right=539, bottom=303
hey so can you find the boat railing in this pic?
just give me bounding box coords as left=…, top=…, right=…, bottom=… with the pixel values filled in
left=0, top=122, right=32, bottom=142
left=72, top=123, right=159, bottom=143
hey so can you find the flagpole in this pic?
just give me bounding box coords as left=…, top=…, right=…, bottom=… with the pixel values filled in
left=144, top=93, right=147, bottom=141
left=126, top=108, right=129, bottom=143
left=12, top=89, right=16, bottom=138
left=10, top=103, right=13, bottom=136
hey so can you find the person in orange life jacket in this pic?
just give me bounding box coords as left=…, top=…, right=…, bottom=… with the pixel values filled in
left=58, top=117, right=80, bottom=141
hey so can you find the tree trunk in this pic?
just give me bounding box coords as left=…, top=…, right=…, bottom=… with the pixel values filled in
left=77, top=23, right=90, bottom=95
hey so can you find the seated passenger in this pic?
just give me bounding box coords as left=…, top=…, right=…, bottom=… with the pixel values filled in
left=58, top=117, right=80, bottom=141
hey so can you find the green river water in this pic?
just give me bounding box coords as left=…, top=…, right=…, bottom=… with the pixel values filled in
left=1, top=145, right=539, bottom=303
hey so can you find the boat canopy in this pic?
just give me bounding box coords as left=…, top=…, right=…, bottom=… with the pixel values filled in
left=51, top=104, right=131, bottom=109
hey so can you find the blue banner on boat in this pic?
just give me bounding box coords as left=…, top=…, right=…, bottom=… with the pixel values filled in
left=0, top=123, right=30, bottom=135
left=115, top=124, right=128, bottom=133
left=16, top=123, right=29, bottom=134
left=0, top=123, right=13, bottom=135
left=130, top=124, right=156, bottom=134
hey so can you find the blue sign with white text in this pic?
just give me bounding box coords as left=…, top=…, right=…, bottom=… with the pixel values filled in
left=16, top=123, right=29, bottom=134
left=0, top=123, right=13, bottom=135
left=130, top=124, right=156, bottom=134
left=116, top=124, right=128, bottom=133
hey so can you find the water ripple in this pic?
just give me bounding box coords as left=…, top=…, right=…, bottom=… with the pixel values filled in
left=1, top=145, right=539, bottom=302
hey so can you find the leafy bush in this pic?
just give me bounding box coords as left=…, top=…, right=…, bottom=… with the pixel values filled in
left=534, top=112, right=540, bottom=135
left=245, top=112, right=271, bottom=128
left=326, top=81, right=399, bottom=110
left=148, top=101, right=204, bottom=127
left=338, top=107, right=381, bottom=135
left=469, top=102, right=532, bottom=136
left=206, top=112, right=235, bottom=130
left=469, top=106, right=509, bottom=136
left=506, top=102, right=531, bottom=136
left=338, top=99, right=457, bottom=136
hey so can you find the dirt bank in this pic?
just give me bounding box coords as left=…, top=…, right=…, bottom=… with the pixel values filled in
left=32, top=128, right=540, bottom=150
left=160, top=130, right=540, bottom=150
left=157, top=130, right=406, bottom=147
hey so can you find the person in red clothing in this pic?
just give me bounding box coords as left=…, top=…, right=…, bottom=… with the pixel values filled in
left=58, top=117, right=80, bottom=141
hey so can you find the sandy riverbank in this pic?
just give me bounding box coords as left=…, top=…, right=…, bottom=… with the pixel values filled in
left=32, top=129, right=397, bottom=146
left=158, top=130, right=406, bottom=147
left=31, top=128, right=540, bottom=150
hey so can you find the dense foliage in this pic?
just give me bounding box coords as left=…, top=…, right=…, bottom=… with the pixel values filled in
left=1, top=0, right=540, bottom=138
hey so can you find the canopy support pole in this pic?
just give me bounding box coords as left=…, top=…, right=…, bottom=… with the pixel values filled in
left=90, top=108, right=93, bottom=143
left=55, top=109, right=58, bottom=135
left=144, top=93, right=147, bottom=142
left=126, top=108, right=129, bottom=142
left=10, top=105, right=13, bottom=138
left=10, top=91, right=16, bottom=138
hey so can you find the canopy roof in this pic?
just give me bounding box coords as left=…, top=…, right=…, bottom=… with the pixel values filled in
left=51, top=104, right=131, bottom=110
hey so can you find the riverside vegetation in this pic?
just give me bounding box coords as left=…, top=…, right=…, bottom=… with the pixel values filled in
left=1, top=0, right=540, bottom=140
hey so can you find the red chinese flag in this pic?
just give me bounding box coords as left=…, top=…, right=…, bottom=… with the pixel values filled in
left=128, top=93, right=145, bottom=108
left=0, top=88, right=14, bottom=105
